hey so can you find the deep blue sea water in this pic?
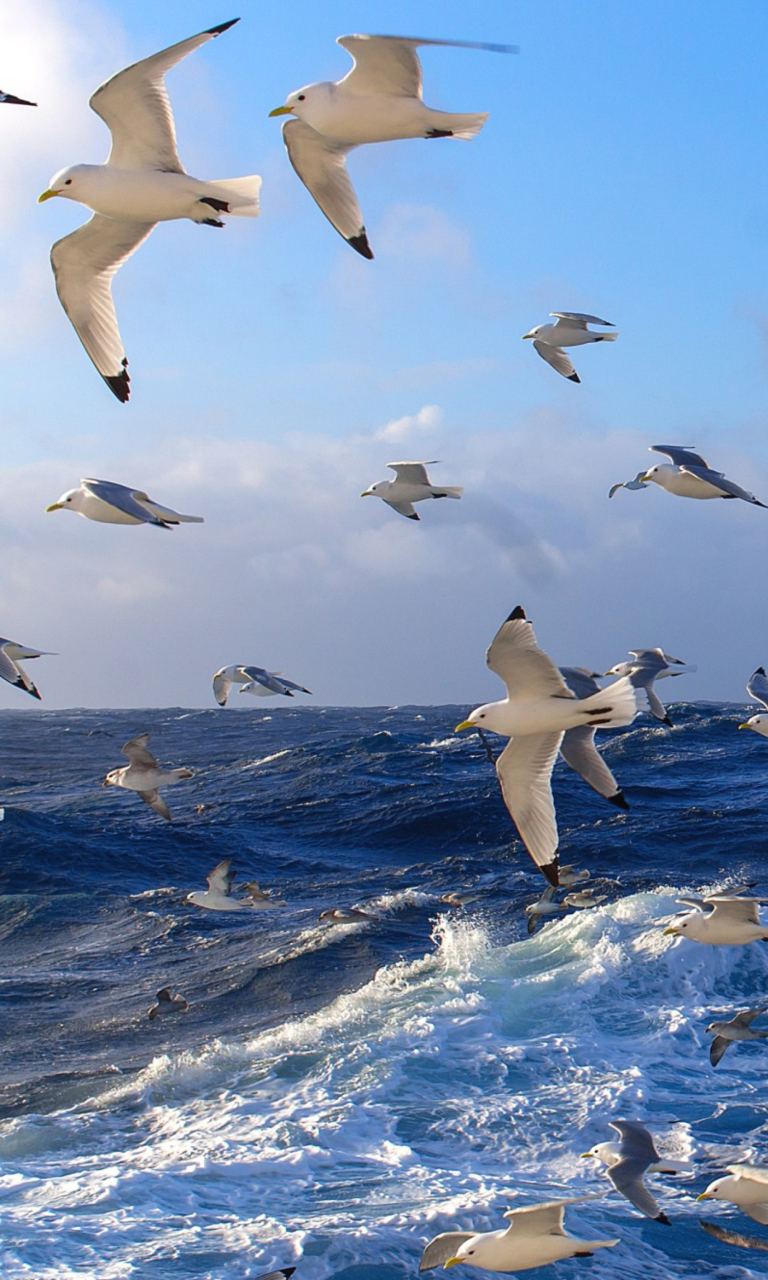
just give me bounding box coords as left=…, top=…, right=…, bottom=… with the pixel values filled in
left=1, top=702, right=768, bottom=1279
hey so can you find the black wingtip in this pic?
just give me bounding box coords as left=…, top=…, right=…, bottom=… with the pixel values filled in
left=208, top=19, right=240, bottom=36
left=104, top=359, right=130, bottom=403
left=507, top=605, right=527, bottom=622
left=348, top=230, right=374, bottom=260
left=568, top=372, right=581, bottom=383
left=2, top=94, right=36, bottom=106
left=662, top=715, right=674, bottom=727
left=656, top=1213, right=672, bottom=1226
left=609, top=790, right=630, bottom=810
left=541, top=857, right=559, bottom=888
left=406, top=512, right=420, bottom=520
left=28, top=685, right=42, bottom=701
left=757, top=667, right=766, bottom=676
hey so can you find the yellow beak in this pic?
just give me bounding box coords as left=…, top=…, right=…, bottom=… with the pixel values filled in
left=38, top=189, right=59, bottom=202
left=444, top=1259, right=461, bottom=1269
left=45, top=502, right=62, bottom=512
left=695, top=1192, right=711, bottom=1202
left=360, top=491, right=373, bottom=498
left=738, top=722, right=750, bottom=730
left=580, top=1152, right=594, bottom=1159
left=268, top=105, right=293, bottom=117
left=521, top=332, right=534, bottom=340
left=455, top=719, right=475, bottom=732
left=662, top=926, right=678, bottom=936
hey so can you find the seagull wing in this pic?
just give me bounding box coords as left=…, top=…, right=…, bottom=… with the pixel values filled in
left=0, top=645, right=39, bottom=698
left=51, top=215, right=155, bottom=402
left=503, top=1200, right=569, bottom=1236
left=384, top=500, right=419, bottom=520
left=418, top=1232, right=475, bottom=1271
left=121, top=733, right=159, bottom=768
left=213, top=670, right=233, bottom=706
left=550, top=312, right=614, bottom=326
left=748, top=667, right=768, bottom=711
left=710, top=1036, right=731, bottom=1067
left=609, top=1120, right=661, bottom=1164
left=486, top=607, right=574, bottom=701
left=207, top=859, right=235, bottom=895
left=338, top=35, right=516, bottom=97
left=387, top=462, right=435, bottom=484
left=607, top=1157, right=664, bottom=1219
left=82, top=479, right=169, bottom=526
left=496, top=732, right=564, bottom=885
left=701, top=1220, right=768, bottom=1252
left=240, top=667, right=292, bottom=696
left=682, top=466, right=766, bottom=506
left=650, top=444, right=710, bottom=468
left=560, top=667, right=600, bottom=700
left=138, top=789, right=172, bottom=821
left=533, top=339, right=579, bottom=381
left=732, top=1005, right=768, bottom=1026
left=277, top=677, right=313, bottom=695
left=559, top=725, right=625, bottom=806
left=609, top=472, right=649, bottom=497
left=282, top=119, right=371, bottom=259
left=707, top=897, right=762, bottom=925
left=90, top=19, right=238, bottom=170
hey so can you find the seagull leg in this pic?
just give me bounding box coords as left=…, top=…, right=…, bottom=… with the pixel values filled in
left=477, top=728, right=497, bottom=764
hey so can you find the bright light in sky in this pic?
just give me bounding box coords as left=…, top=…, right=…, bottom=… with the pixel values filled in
left=1, top=0, right=767, bottom=709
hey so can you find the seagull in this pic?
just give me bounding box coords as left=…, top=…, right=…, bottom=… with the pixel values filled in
left=148, top=987, right=189, bottom=1020
left=46, top=478, right=204, bottom=528
left=581, top=1141, right=690, bottom=1177
left=739, top=667, right=768, bottom=736
left=612, top=445, right=767, bottom=506
left=269, top=35, right=515, bottom=258
left=559, top=865, right=590, bottom=888
left=525, top=885, right=566, bottom=935
left=0, top=638, right=54, bottom=700
left=455, top=606, right=640, bottom=886
left=188, top=858, right=286, bottom=911
left=0, top=90, right=36, bottom=106
left=563, top=889, right=607, bottom=910
left=318, top=907, right=373, bottom=924
left=706, top=1004, right=768, bottom=1067
left=440, top=891, right=482, bottom=907
left=254, top=1272, right=296, bottom=1280
left=603, top=649, right=695, bottom=727
left=38, top=19, right=260, bottom=402
left=213, top=665, right=312, bottom=706
left=701, top=1220, right=768, bottom=1252
left=559, top=667, right=629, bottom=808
left=582, top=1121, right=671, bottom=1224
left=663, top=895, right=768, bottom=946
left=522, top=314, right=617, bottom=383
left=608, top=472, right=648, bottom=499
left=103, top=733, right=193, bottom=821
left=361, top=462, right=463, bottom=521
left=697, top=1166, right=768, bottom=1224
left=418, top=1197, right=618, bottom=1272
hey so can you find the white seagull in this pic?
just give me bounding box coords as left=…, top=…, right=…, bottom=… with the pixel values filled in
left=612, top=445, right=767, bottom=506
left=46, top=478, right=204, bottom=528
left=0, top=638, right=54, bottom=700
left=38, top=19, right=261, bottom=402
left=269, top=34, right=515, bottom=258
left=663, top=895, right=768, bottom=946
left=419, top=1197, right=618, bottom=1272
left=361, top=461, right=463, bottom=521
left=0, top=90, right=36, bottom=106
left=188, top=859, right=286, bottom=911
left=525, top=885, right=566, bottom=935
left=148, top=987, right=189, bottom=1020
left=522, top=313, right=617, bottom=383
left=739, top=667, right=768, bottom=737
left=213, top=665, right=312, bottom=706
left=698, top=1167, right=768, bottom=1224
left=603, top=648, right=695, bottom=727
left=582, top=1121, right=671, bottom=1224
left=455, top=606, right=639, bottom=885
left=103, top=733, right=193, bottom=821
left=706, top=1004, right=768, bottom=1067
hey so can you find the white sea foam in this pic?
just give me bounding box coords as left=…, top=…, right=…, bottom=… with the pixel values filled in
left=2, top=889, right=768, bottom=1277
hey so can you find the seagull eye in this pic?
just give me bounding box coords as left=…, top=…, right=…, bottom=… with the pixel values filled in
left=297, top=94, right=306, bottom=101
left=64, top=179, right=72, bottom=185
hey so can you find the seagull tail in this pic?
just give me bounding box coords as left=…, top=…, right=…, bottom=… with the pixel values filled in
left=597, top=331, right=619, bottom=341
left=207, top=175, right=262, bottom=217
left=574, top=675, right=640, bottom=730
left=446, top=112, right=489, bottom=139
left=432, top=486, right=463, bottom=499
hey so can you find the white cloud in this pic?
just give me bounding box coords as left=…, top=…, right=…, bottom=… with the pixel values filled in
left=374, top=403, right=443, bottom=443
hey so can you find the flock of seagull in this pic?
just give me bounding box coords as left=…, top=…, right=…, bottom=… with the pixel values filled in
left=6, top=15, right=768, bottom=1277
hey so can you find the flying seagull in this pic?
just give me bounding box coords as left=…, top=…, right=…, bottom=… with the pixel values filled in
left=0, top=90, right=36, bottom=106
left=739, top=667, right=768, bottom=737
left=585, top=1121, right=671, bottom=1224
left=522, top=313, right=617, bottom=383
left=559, top=667, right=629, bottom=808
left=213, top=665, right=312, bottom=706
left=188, top=858, right=286, bottom=911
left=269, top=34, right=516, bottom=258
left=46, top=477, right=204, bottom=528
left=103, top=732, right=193, bottom=821
left=0, top=638, right=54, bottom=700
left=148, top=987, right=189, bottom=1020
left=38, top=19, right=260, bottom=402
left=603, top=648, right=695, bottom=727
left=611, top=445, right=767, bottom=506
left=361, top=461, right=463, bottom=520
left=419, top=1197, right=618, bottom=1272
left=698, top=1166, right=768, bottom=1224
left=455, top=606, right=639, bottom=885
left=706, top=1004, right=768, bottom=1067
left=663, top=895, right=768, bottom=946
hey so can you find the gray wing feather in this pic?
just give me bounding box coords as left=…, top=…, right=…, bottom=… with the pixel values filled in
left=282, top=119, right=367, bottom=251
left=650, top=444, right=710, bottom=468
left=338, top=35, right=516, bottom=98
left=83, top=480, right=168, bottom=527
left=560, top=667, right=600, bottom=699
left=384, top=500, right=419, bottom=519
left=240, top=667, right=293, bottom=696
left=559, top=725, right=622, bottom=802
left=733, top=1005, right=768, bottom=1026
left=277, top=677, right=313, bottom=694
left=138, top=789, right=172, bottom=821
left=496, top=732, right=563, bottom=878
left=487, top=612, right=573, bottom=700
left=683, top=465, right=766, bottom=506
left=748, top=668, right=768, bottom=710
left=710, top=1036, right=731, bottom=1067
left=551, top=312, right=614, bottom=326
left=419, top=1232, right=474, bottom=1271
left=609, top=1120, right=662, bottom=1164
left=121, top=733, right=158, bottom=768
left=533, top=339, right=578, bottom=380
left=607, top=1158, right=664, bottom=1219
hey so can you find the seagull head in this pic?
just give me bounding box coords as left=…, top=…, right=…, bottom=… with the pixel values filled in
left=103, top=769, right=120, bottom=788
left=640, top=465, right=662, bottom=483
left=360, top=482, right=383, bottom=497
left=739, top=713, right=768, bottom=733
left=38, top=165, right=83, bottom=203
left=521, top=325, right=542, bottom=340
left=455, top=703, right=501, bottom=733
left=46, top=488, right=78, bottom=513
left=269, top=84, right=322, bottom=121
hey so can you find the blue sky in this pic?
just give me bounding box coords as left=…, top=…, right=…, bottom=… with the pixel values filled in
left=0, top=0, right=767, bottom=708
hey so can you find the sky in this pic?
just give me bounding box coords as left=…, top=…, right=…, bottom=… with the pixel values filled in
left=1, top=0, right=768, bottom=709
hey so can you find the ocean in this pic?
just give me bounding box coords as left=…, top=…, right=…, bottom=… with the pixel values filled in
left=1, top=702, right=767, bottom=1279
